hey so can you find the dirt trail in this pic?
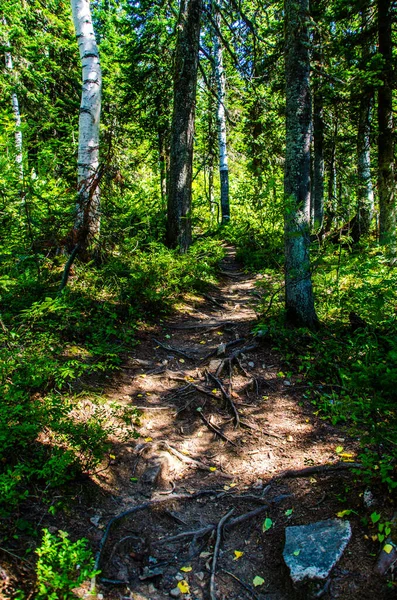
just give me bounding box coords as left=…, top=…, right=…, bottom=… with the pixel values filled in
left=88, top=248, right=392, bottom=600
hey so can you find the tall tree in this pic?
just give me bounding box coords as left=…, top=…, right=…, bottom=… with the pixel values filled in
left=213, top=1, right=230, bottom=224
left=284, top=0, right=318, bottom=328
left=377, top=0, right=395, bottom=255
left=70, top=0, right=102, bottom=253
left=2, top=17, right=23, bottom=180
left=166, top=0, right=202, bottom=252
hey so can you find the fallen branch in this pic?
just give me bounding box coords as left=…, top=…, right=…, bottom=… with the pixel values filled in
left=210, top=509, right=235, bottom=600
left=159, top=441, right=230, bottom=475
left=153, top=338, right=197, bottom=360
left=199, top=411, right=237, bottom=447
left=203, top=293, right=226, bottom=308
left=200, top=338, right=245, bottom=363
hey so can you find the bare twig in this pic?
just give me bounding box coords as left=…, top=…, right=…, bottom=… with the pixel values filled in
left=210, top=509, right=235, bottom=600
left=221, top=570, right=262, bottom=600
left=153, top=338, right=196, bottom=360
left=199, top=411, right=237, bottom=447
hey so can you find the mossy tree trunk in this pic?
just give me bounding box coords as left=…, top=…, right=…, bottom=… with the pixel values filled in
left=284, top=0, right=318, bottom=328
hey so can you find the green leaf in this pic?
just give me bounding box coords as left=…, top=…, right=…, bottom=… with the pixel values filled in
left=262, top=518, right=273, bottom=532
left=371, top=512, right=381, bottom=524
left=253, top=576, right=265, bottom=587
left=285, top=509, right=293, bottom=517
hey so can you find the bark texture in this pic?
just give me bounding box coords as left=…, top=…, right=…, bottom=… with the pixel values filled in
left=166, top=0, right=202, bottom=252
left=70, top=0, right=102, bottom=249
left=213, top=4, right=230, bottom=224
left=377, top=0, right=395, bottom=254
left=284, top=0, right=318, bottom=328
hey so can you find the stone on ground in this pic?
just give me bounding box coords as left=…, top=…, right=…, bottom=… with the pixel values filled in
left=283, top=519, right=352, bottom=583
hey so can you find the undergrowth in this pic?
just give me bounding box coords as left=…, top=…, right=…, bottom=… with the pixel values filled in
left=0, top=238, right=224, bottom=514
left=253, top=241, right=397, bottom=491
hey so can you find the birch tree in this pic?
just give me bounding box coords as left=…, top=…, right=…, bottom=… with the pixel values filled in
left=70, top=0, right=102, bottom=252
left=166, top=0, right=202, bottom=252
left=2, top=18, right=23, bottom=180
left=284, top=0, right=318, bottom=328
left=213, top=2, right=230, bottom=224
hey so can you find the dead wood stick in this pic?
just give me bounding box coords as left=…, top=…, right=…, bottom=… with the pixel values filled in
left=207, top=371, right=240, bottom=427
left=153, top=338, right=197, bottom=359
left=216, top=344, right=258, bottom=377
left=203, top=293, right=226, bottom=308
left=221, top=570, right=262, bottom=600
left=191, top=383, right=222, bottom=402
left=200, top=338, right=246, bottom=363
left=199, top=411, right=237, bottom=447
left=268, top=462, right=362, bottom=484
left=159, top=441, right=230, bottom=475
left=210, top=509, right=235, bottom=600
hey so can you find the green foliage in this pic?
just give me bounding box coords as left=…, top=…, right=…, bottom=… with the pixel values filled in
left=33, top=529, right=97, bottom=599
left=255, top=244, right=397, bottom=491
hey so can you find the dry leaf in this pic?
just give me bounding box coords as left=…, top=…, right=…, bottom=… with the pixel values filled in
left=233, top=550, right=244, bottom=560
left=177, top=580, right=190, bottom=594
left=180, top=566, right=192, bottom=572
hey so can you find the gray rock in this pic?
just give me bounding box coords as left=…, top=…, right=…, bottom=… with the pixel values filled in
left=283, top=519, right=352, bottom=583
left=170, top=587, right=181, bottom=598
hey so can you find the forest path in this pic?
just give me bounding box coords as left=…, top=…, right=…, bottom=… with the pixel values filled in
left=91, top=247, right=387, bottom=600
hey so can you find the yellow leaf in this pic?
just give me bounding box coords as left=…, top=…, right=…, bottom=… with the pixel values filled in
left=180, top=566, right=192, bottom=572
left=177, top=580, right=190, bottom=594
left=216, top=331, right=222, bottom=335
left=224, top=485, right=230, bottom=490
left=181, top=450, right=190, bottom=456
left=209, top=466, right=217, bottom=472
left=229, top=482, right=237, bottom=487
left=109, top=454, right=116, bottom=460
left=200, top=340, right=206, bottom=344
left=309, top=477, right=317, bottom=484
left=137, top=394, right=143, bottom=397
left=211, top=389, right=218, bottom=394
left=339, top=453, right=354, bottom=458
left=144, top=437, right=153, bottom=442
left=336, top=510, right=352, bottom=518
left=140, top=374, right=146, bottom=378
left=234, top=550, right=244, bottom=560
left=179, top=359, right=185, bottom=363
left=383, top=544, right=394, bottom=554
left=371, top=535, right=378, bottom=542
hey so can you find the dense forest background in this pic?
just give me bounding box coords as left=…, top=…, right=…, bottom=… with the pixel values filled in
left=0, top=0, right=397, bottom=596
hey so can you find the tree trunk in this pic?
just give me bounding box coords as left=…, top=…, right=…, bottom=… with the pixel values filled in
left=353, top=90, right=374, bottom=242
left=166, top=0, right=202, bottom=252
left=213, top=3, right=230, bottom=224
left=70, top=0, right=102, bottom=251
left=2, top=18, right=23, bottom=179
left=312, top=29, right=324, bottom=231
left=377, top=0, right=395, bottom=254
left=284, top=0, right=318, bottom=328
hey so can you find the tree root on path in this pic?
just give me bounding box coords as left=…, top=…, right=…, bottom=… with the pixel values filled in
left=210, top=508, right=235, bottom=600
left=267, top=461, right=362, bottom=485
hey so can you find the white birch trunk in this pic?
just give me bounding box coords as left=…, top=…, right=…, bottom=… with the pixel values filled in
left=213, top=5, right=230, bottom=223
left=2, top=19, right=23, bottom=179
left=70, top=0, right=102, bottom=245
